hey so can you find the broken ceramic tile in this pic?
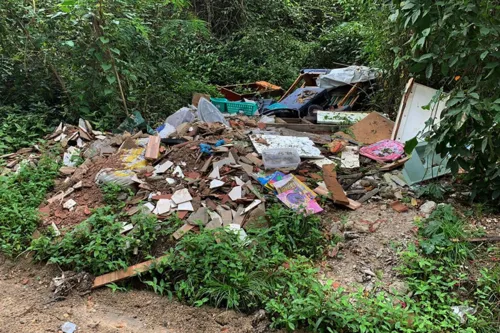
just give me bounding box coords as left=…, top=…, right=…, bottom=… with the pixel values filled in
left=234, top=176, right=245, bottom=186
left=171, top=188, right=193, bottom=204
left=241, top=199, right=262, bottom=215
left=155, top=160, right=174, bottom=174
left=228, top=186, right=243, bottom=201
left=173, top=166, right=184, bottom=178
left=63, top=199, right=77, bottom=210
left=208, top=166, right=221, bottom=180
left=210, top=179, right=225, bottom=189
left=177, top=201, right=194, bottom=211
left=155, top=199, right=172, bottom=215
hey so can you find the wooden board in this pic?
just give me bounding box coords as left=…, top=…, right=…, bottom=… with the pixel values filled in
left=335, top=112, right=394, bottom=145
left=268, top=123, right=347, bottom=133
left=145, top=135, right=161, bottom=160
left=92, top=255, right=168, bottom=289
left=322, top=164, right=349, bottom=205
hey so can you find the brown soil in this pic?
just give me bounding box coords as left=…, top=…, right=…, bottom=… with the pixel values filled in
left=318, top=201, right=419, bottom=292
left=0, top=255, right=282, bottom=333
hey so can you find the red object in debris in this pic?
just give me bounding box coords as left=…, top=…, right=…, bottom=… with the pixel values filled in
left=152, top=194, right=172, bottom=200
left=390, top=201, right=409, bottom=213
left=177, top=211, right=189, bottom=219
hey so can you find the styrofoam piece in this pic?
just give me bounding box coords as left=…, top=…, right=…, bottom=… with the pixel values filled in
left=340, top=146, right=360, bottom=169
left=249, top=134, right=322, bottom=158
left=311, top=158, right=336, bottom=168
left=172, top=166, right=184, bottom=178
left=262, top=148, right=300, bottom=170
left=317, top=111, right=369, bottom=124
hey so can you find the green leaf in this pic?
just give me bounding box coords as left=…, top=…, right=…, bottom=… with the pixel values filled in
left=101, top=63, right=112, bottom=71
left=417, top=53, right=433, bottom=62
left=422, top=28, right=431, bottom=37
left=110, top=48, right=121, bottom=55
left=404, top=137, right=419, bottom=155
left=99, top=37, right=110, bottom=44
left=106, top=75, right=116, bottom=84
left=425, top=63, right=433, bottom=78
left=63, top=40, right=74, bottom=47
left=481, top=137, right=488, bottom=153
left=401, top=2, right=415, bottom=10
left=480, top=51, right=489, bottom=61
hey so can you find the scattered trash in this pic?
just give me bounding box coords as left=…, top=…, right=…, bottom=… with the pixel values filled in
left=250, top=134, right=322, bottom=158
left=419, top=201, right=437, bottom=216
left=318, top=65, right=379, bottom=89
left=340, top=146, right=360, bottom=169
left=197, top=98, right=230, bottom=127
left=392, top=79, right=448, bottom=143
left=317, top=111, right=369, bottom=124
left=451, top=305, right=476, bottom=324
left=262, top=148, right=300, bottom=170
left=61, top=321, right=77, bottom=333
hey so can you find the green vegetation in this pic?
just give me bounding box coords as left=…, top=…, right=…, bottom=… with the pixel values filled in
left=141, top=204, right=499, bottom=332
left=30, top=184, right=183, bottom=275
left=0, top=154, right=59, bottom=256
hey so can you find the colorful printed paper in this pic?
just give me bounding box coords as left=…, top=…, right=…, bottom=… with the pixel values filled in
left=359, top=139, right=404, bottom=162
left=277, top=189, right=323, bottom=215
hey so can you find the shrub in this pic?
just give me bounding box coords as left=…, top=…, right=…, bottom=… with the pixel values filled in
left=0, top=154, right=59, bottom=256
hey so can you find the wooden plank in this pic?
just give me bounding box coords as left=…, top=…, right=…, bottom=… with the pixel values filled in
left=267, top=123, right=346, bottom=133
left=172, top=223, right=195, bottom=240
left=279, top=74, right=303, bottom=102
left=338, top=83, right=360, bottom=106
left=145, top=135, right=161, bottom=160
left=379, top=156, right=411, bottom=171
left=92, top=255, right=168, bottom=289
left=322, top=164, right=349, bottom=205
left=451, top=236, right=500, bottom=243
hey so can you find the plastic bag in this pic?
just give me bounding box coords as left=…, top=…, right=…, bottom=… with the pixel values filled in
left=197, top=98, right=229, bottom=127
left=95, top=168, right=137, bottom=187
left=117, top=111, right=154, bottom=134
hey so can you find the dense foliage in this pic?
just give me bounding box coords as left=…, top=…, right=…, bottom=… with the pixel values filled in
left=0, top=154, right=59, bottom=256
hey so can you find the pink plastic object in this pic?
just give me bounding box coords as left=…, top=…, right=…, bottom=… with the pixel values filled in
left=359, top=139, right=404, bottom=162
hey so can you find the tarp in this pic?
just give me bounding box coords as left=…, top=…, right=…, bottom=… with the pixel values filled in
left=317, top=66, right=379, bottom=89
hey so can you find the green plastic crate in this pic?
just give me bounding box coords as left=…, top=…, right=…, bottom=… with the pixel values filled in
left=226, top=101, right=258, bottom=116
left=210, top=98, right=228, bottom=113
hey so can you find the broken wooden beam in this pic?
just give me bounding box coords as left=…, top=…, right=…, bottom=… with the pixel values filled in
left=322, top=164, right=349, bottom=205
left=92, top=255, right=168, bottom=289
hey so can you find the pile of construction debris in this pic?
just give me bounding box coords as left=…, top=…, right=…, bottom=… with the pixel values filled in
left=0, top=77, right=452, bottom=286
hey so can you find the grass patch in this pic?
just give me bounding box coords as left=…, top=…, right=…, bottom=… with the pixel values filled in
left=0, top=154, right=59, bottom=256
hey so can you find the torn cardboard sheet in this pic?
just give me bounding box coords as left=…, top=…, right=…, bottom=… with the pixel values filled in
left=335, top=112, right=394, bottom=145
left=249, top=134, right=322, bottom=158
